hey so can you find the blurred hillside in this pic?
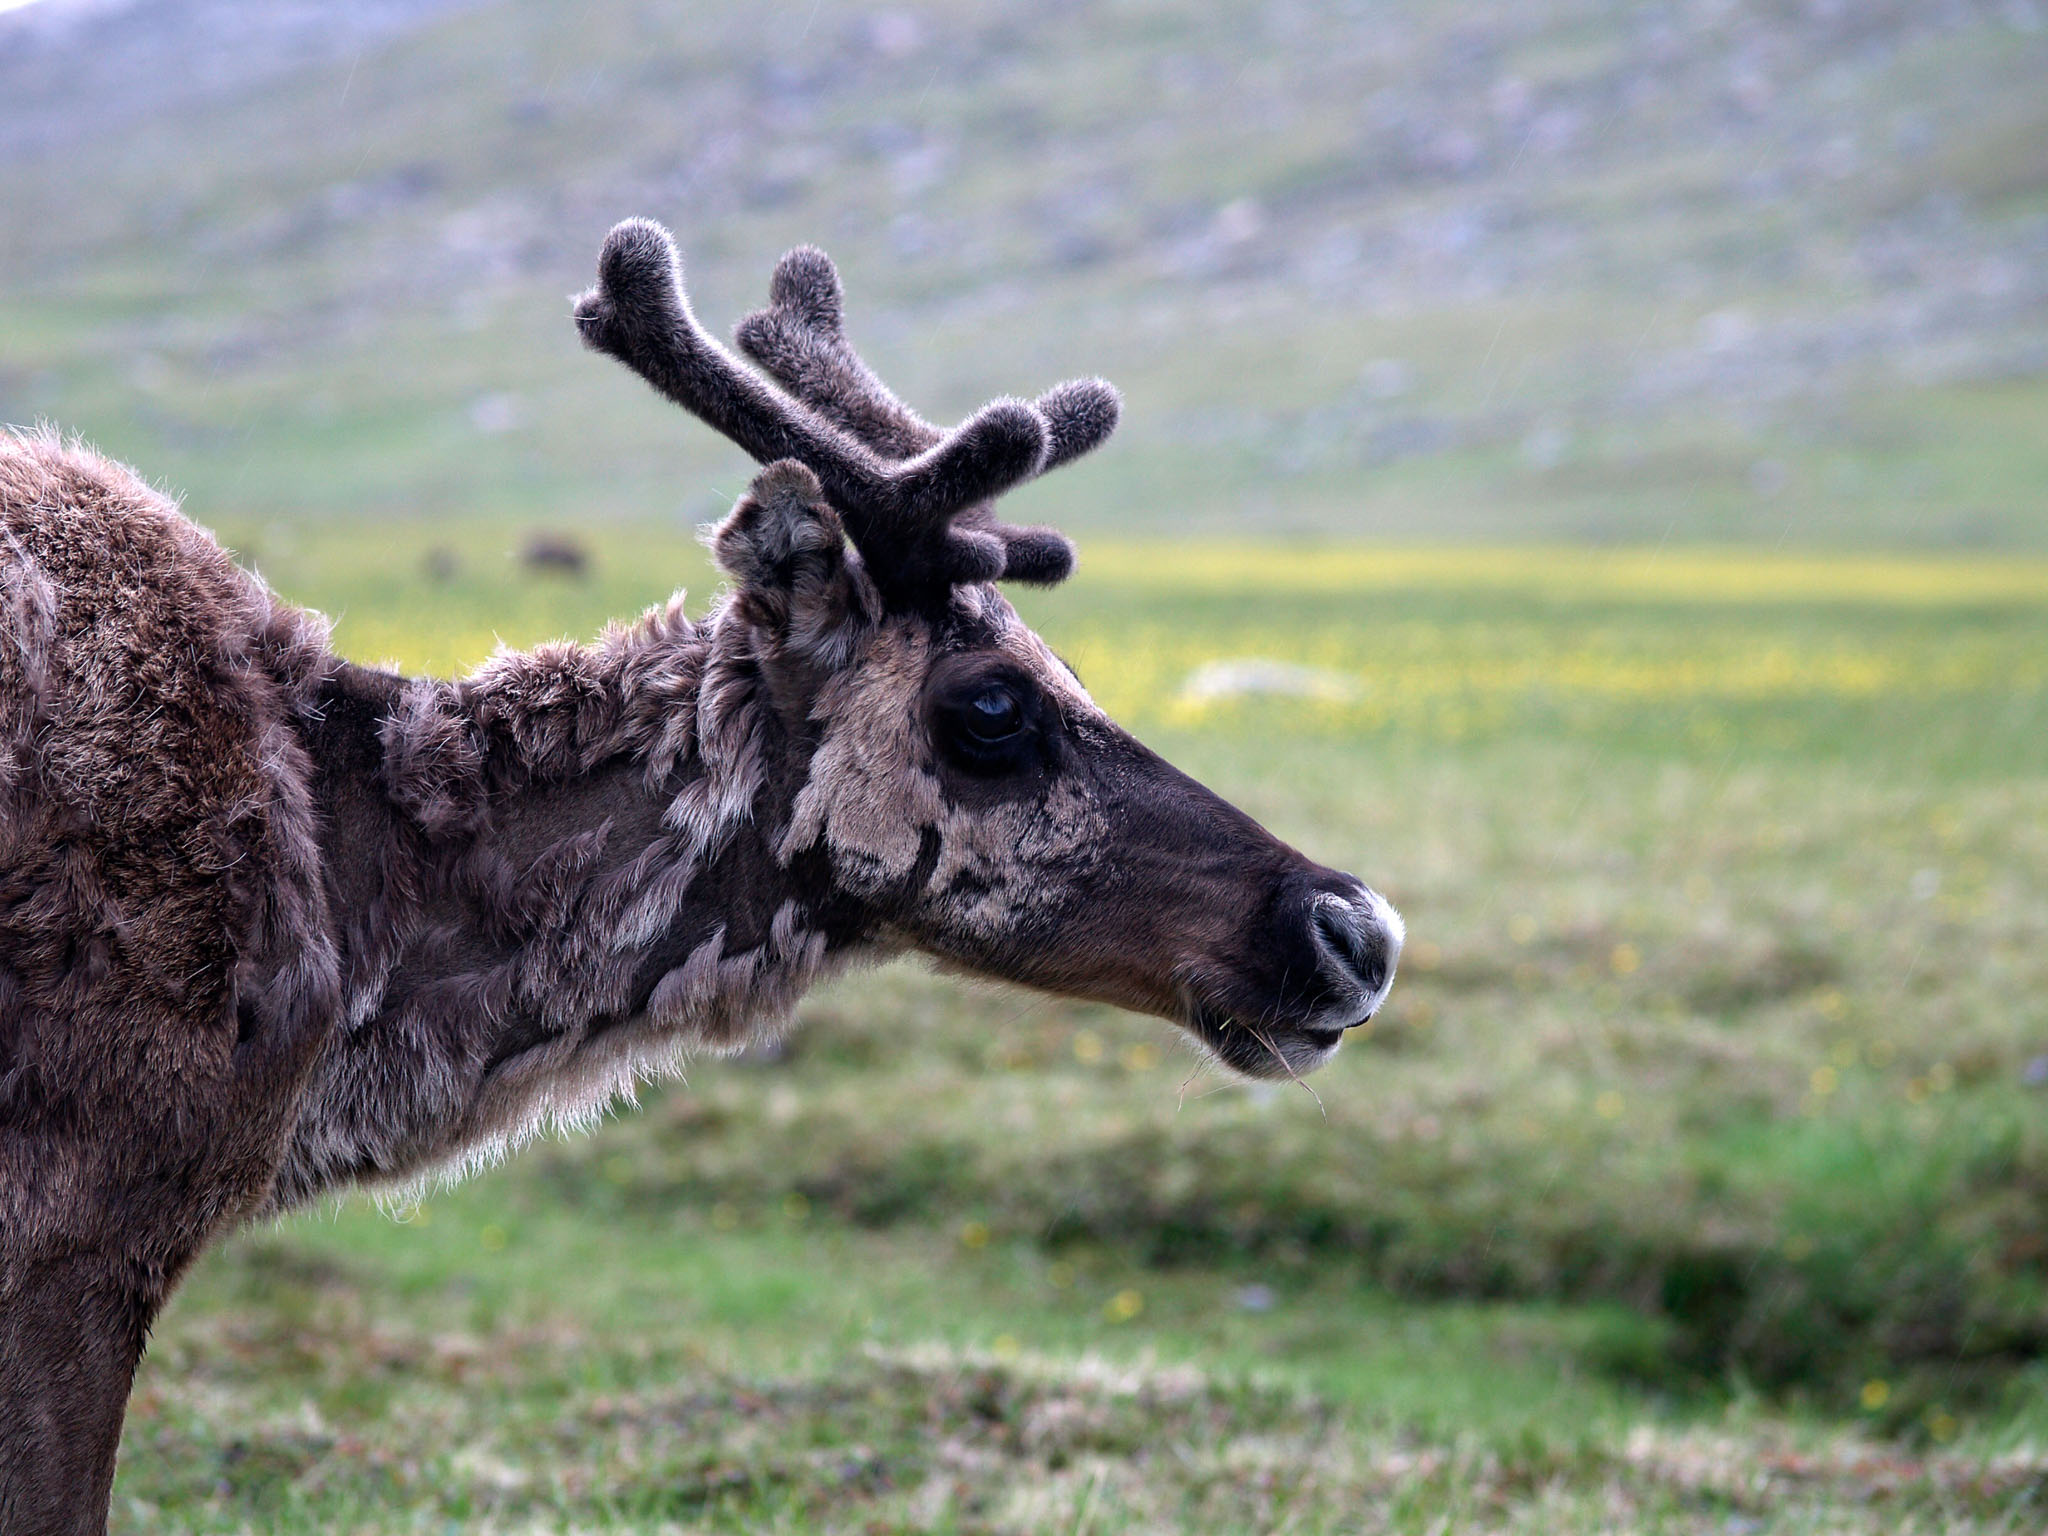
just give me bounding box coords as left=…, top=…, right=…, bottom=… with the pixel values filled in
left=2, top=0, right=2045, bottom=544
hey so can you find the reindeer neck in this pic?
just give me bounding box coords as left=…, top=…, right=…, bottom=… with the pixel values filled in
left=269, top=609, right=877, bottom=1211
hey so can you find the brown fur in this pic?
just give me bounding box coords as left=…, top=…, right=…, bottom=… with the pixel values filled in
left=1, top=431, right=339, bottom=1530
left=0, top=227, right=1401, bottom=1533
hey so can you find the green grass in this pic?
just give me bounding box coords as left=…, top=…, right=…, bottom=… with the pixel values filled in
left=122, top=1203, right=2048, bottom=1533
left=107, top=528, right=2048, bottom=1532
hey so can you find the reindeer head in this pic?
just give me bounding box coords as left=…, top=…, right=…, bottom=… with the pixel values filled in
left=573, top=220, right=1401, bottom=1078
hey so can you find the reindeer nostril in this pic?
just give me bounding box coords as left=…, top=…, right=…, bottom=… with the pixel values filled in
left=1311, top=894, right=1393, bottom=998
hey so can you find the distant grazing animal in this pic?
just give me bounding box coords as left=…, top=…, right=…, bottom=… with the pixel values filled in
left=519, top=529, right=591, bottom=578
left=0, top=219, right=1402, bottom=1533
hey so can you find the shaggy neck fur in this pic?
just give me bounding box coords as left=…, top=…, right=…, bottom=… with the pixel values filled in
left=269, top=594, right=880, bottom=1211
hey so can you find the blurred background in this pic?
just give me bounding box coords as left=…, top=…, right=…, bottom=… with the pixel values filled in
left=4, top=0, right=2047, bottom=1530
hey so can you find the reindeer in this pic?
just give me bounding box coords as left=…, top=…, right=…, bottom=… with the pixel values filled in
left=0, top=220, right=1402, bottom=1533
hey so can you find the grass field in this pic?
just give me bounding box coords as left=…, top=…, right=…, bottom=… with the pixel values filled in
left=106, top=526, right=2048, bottom=1533
left=8, top=0, right=2045, bottom=1526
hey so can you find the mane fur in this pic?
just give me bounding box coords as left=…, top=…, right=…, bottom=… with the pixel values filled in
left=270, top=555, right=877, bottom=1209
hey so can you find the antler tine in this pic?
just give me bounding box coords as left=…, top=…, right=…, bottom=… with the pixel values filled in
left=1034, top=376, right=1122, bottom=470
left=572, top=220, right=1048, bottom=550
left=733, top=246, right=942, bottom=459
left=734, top=246, right=1124, bottom=587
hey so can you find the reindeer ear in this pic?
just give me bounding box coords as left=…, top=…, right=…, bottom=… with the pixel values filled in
left=712, top=461, right=875, bottom=658
left=713, top=460, right=844, bottom=588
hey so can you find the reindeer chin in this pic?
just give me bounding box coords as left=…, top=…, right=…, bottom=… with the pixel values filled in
left=1182, top=997, right=1350, bottom=1081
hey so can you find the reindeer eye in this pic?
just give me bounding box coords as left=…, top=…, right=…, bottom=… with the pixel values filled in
left=965, top=685, right=1023, bottom=742
left=933, top=675, right=1039, bottom=773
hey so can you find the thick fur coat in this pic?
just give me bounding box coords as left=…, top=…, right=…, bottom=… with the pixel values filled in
left=1, top=432, right=339, bottom=1524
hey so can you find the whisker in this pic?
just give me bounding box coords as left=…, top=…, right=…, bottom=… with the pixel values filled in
left=1244, top=1018, right=1325, bottom=1119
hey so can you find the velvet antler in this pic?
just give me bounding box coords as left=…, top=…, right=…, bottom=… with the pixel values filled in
left=734, top=245, right=1120, bottom=585
left=573, top=219, right=1119, bottom=603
